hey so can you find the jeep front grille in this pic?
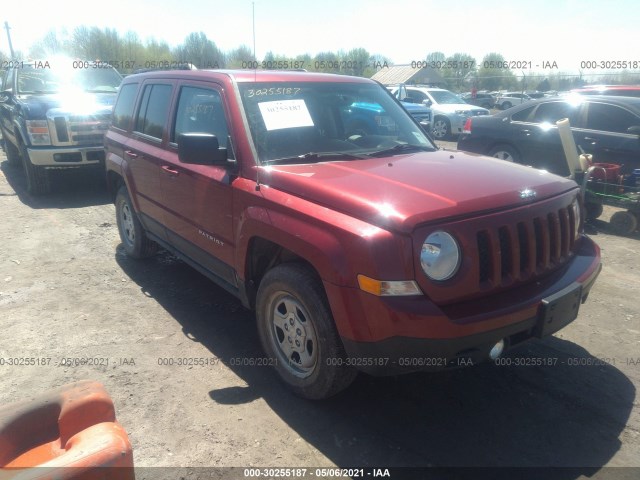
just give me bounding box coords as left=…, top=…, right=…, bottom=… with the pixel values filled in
left=476, top=204, right=575, bottom=287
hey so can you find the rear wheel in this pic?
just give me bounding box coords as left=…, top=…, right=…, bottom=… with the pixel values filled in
left=502, top=101, right=512, bottom=110
left=489, top=144, right=520, bottom=163
left=585, top=202, right=604, bottom=221
left=256, top=263, right=357, bottom=399
left=115, top=185, right=158, bottom=258
left=19, top=141, right=51, bottom=195
left=610, top=210, right=638, bottom=235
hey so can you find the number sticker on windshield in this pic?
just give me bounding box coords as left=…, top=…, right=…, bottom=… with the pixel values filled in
left=258, top=99, right=314, bottom=131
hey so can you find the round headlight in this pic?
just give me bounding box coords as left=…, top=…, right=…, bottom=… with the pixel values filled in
left=420, top=231, right=461, bottom=281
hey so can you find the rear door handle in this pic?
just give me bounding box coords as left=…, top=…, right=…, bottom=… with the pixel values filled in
left=161, top=165, right=180, bottom=176
left=125, top=150, right=138, bottom=158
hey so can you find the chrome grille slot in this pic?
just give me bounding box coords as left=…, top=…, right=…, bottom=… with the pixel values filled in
left=54, top=117, right=69, bottom=142
left=477, top=205, right=574, bottom=287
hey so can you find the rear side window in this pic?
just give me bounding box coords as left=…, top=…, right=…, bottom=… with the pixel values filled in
left=172, top=86, right=230, bottom=151
left=585, top=103, right=640, bottom=134
left=134, top=84, right=172, bottom=139
left=531, top=102, right=577, bottom=124
left=112, top=83, right=138, bottom=130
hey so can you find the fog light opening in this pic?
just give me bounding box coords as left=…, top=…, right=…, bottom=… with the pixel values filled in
left=489, top=339, right=505, bottom=360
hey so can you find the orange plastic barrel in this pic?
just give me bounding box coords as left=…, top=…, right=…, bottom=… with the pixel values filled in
left=0, top=380, right=134, bottom=479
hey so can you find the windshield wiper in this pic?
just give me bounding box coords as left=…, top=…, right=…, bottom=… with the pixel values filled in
left=365, top=144, right=434, bottom=157
left=267, top=151, right=367, bottom=165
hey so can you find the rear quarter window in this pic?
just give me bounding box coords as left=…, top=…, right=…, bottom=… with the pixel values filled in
left=112, top=83, right=139, bottom=131
left=134, top=84, right=173, bottom=140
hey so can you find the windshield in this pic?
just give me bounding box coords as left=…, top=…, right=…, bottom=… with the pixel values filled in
left=239, top=82, right=435, bottom=164
left=17, top=64, right=122, bottom=94
left=429, top=90, right=466, bottom=105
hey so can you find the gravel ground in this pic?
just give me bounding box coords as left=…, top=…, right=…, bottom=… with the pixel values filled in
left=0, top=146, right=639, bottom=479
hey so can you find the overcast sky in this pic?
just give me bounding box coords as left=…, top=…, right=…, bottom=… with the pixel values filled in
left=3, top=0, right=639, bottom=74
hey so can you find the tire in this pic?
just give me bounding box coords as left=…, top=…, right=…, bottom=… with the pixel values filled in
left=115, top=185, right=158, bottom=258
left=256, top=263, right=357, bottom=400
left=585, top=202, right=604, bottom=221
left=502, top=101, right=512, bottom=110
left=610, top=211, right=638, bottom=235
left=488, top=144, right=520, bottom=163
left=3, top=137, right=21, bottom=166
left=431, top=117, right=451, bottom=140
left=19, top=141, right=51, bottom=195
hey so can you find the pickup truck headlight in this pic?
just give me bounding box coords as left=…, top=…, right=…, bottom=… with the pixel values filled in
left=26, top=120, right=52, bottom=146
left=420, top=231, right=461, bottom=281
left=454, top=110, right=470, bottom=115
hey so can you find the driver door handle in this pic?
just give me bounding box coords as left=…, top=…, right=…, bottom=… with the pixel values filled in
left=161, top=165, right=180, bottom=176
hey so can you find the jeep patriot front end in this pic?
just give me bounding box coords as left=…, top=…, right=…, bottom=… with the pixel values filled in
left=105, top=70, right=601, bottom=399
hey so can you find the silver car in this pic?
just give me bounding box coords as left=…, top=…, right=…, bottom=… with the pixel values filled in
left=390, top=85, right=489, bottom=139
left=495, top=92, right=532, bottom=110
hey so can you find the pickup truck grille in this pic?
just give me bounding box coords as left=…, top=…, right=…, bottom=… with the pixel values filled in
left=50, top=114, right=111, bottom=146
left=476, top=204, right=576, bottom=287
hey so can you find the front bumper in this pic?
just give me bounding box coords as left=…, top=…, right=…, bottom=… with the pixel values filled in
left=325, top=236, right=601, bottom=375
left=27, top=146, right=106, bottom=167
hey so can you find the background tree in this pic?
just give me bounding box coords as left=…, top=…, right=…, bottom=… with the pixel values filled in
left=226, top=45, right=255, bottom=68
left=173, top=32, right=225, bottom=69
left=476, top=52, right=518, bottom=91
left=442, top=52, right=476, bottom=91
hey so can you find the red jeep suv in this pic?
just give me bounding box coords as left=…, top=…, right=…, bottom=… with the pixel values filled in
left=105, top=70, right=601, bottom=399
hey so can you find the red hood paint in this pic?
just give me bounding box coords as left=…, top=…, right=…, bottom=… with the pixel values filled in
left=259, top=150, right=577, bottom=233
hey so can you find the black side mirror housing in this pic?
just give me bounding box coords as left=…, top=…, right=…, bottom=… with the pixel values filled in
left=177, top=133, right=228, bottom=165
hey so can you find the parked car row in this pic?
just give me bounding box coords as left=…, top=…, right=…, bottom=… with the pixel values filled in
left=388, top=85, right=490, bottom=139
left=457, top=95, right=640, bottom=176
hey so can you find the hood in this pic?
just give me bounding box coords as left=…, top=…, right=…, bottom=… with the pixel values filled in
left=260, top=150, right=577, bottom=233
left=18, top=92, right=116, bottom=119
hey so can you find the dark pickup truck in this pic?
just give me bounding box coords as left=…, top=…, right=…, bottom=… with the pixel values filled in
left=105, top=70, right=601, bottom=399
left=0, top=60, right=122, bottom=194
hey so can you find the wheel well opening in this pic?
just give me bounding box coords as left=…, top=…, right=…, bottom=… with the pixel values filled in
left=245, top=238, right=319, bottom=309
left=107, top=171, right=125, bottom=201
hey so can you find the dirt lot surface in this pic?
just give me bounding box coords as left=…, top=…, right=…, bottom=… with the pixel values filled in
left=1, top=144, right=639, bottom=479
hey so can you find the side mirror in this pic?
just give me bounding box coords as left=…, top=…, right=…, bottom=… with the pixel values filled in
left=627, top=126, right=640, bottom=137
left=422, top=99, right=432, bottom=107
left=177, top=133, right=228, bottom=165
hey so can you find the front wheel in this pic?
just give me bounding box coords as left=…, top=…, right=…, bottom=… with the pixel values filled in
left=431, top=117, right=451, bottom=140
left=19, top=142, right=51, bottom=195
left=3, top=137, right=21, bottom=166
left=256, top=264, right=357, bottom=399
left=115, top=185, right=158, bottom=258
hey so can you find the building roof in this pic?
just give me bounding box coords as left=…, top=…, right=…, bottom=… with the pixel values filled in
left=371, top=65, right=444, bottom=86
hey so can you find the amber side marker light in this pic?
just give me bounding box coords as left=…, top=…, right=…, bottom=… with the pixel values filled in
left=357, top=274, right=422, bottom=297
